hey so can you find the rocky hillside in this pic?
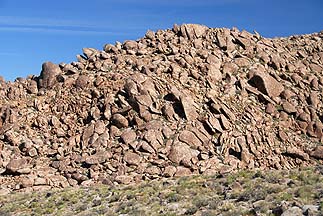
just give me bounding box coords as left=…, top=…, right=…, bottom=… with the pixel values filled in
left=0, top=24, right=323, bottom=194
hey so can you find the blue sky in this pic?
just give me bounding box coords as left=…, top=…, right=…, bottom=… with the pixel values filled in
left=0, top=0, right=322, bottom=81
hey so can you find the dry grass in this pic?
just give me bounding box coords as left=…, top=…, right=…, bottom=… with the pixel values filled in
left=0, top=166, right=323, bottom=215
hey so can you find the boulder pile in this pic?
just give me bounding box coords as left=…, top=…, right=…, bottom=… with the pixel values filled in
left=1, top=24, right=323, bottom=193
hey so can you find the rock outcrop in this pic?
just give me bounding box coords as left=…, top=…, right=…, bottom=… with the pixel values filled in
left=0, top=24, right=323, bottom=193
left=38, top=61, right=62, bottom=89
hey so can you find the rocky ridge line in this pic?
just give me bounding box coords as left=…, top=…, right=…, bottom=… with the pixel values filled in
left=0, top=24, right=323, bottom=193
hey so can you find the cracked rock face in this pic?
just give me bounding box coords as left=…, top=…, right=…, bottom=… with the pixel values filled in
left=0, top=24, right=323, bottom=193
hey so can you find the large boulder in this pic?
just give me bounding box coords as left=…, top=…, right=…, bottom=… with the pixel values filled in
left=6, top=157, right=31, bottom=174
left=168, top=141, right=199, bottom=165
left=38, top=62, right=62, bottom=89
left=248, top=71, right=284, bottom=98
left=175, top=24, right=208, bottom=40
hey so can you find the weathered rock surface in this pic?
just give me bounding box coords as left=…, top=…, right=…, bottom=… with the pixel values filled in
left=249, top=71, right=284, bottom=98
left=38, top=61, right=61, bottom=89
left=0, top=24, right=323, bottom=192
